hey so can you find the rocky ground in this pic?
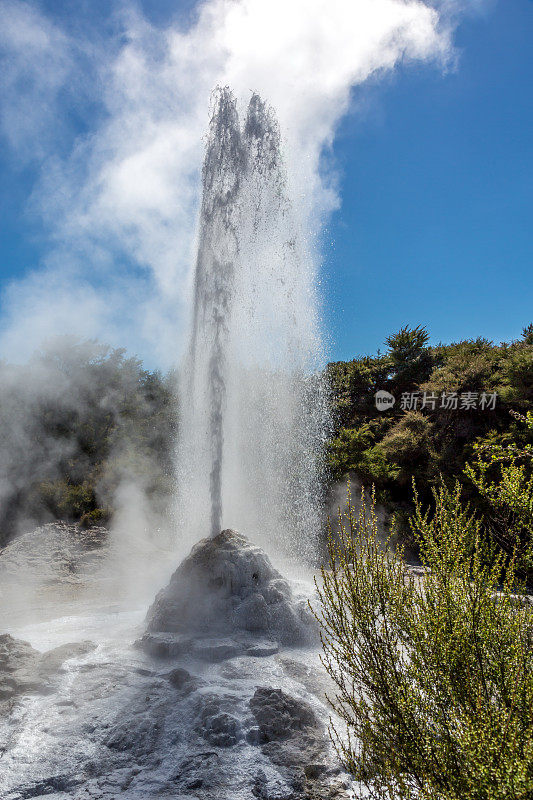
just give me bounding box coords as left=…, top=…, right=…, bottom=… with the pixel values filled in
left=0, top=526, right=357, bottom=800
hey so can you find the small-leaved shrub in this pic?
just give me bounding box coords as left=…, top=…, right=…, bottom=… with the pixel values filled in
left=314, top=482, right=533, bottom=800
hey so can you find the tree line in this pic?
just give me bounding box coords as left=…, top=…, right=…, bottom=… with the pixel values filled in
left=327, top=323, right=533, bottom=557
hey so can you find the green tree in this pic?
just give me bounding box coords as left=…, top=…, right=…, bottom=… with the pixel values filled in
left=522, top=324, right=533, bottom=347
left=325, top=325, right=533, bottom=554
left=386, top=325, right=432, bottom=394
left=0, top=338, right=177, bottom=544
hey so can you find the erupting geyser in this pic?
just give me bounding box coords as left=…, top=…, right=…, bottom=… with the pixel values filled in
left=144, top=89, right=328, bottom=659
left=178, top=88, right=329, bottom=559
left=0, top=89, right=353, bottom=800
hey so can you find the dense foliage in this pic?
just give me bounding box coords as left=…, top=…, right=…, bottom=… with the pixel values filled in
left=326, top=324, right=533, bottom=552
left=0, top=338, right=177, bottom=544
left=465, top=410, right=533, bottom=575
left=315, top=481, right=533, bottom=799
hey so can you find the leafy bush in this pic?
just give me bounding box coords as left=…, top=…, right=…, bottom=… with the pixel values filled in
left=466, top=411, right=533, bottom=576
left=79, top=508, right=109, bottom=529
left=314, top=483, right=533, bottom=799
left=385, top=324, right=433, bottom=394
left=326, top=424, right=376, bottom=480
left=377, top=412, right=434, bottom=486
left=39, top=478, right=101, bottom=520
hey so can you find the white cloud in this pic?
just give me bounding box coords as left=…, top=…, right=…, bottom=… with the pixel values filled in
left=0, top=0, right=454, bottom=367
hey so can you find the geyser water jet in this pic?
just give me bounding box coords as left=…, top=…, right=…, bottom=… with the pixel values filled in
left=0, top=89, right=352, bottom=800
left=178, top=88, right=329, bottom=560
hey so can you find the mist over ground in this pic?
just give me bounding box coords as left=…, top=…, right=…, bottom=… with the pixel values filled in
left=0, top=337, right=177, bottom=546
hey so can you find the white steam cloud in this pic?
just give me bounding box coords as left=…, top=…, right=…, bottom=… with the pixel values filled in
left=0, top=0, right=455, bottom=367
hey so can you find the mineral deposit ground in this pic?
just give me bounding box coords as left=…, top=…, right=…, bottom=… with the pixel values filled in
left=0, top=524, right=355, bottom=800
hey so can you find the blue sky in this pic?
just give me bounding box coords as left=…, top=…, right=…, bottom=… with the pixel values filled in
left=324, top=0, right=533, bottom=359
left=0, top=0, right=531, bottom=366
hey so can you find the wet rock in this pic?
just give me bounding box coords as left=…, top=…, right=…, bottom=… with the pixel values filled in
left=203, top=711, right=241, bottom=746
left=268, top=599, right=316, bottom=645
left=170, top=751, right=222, bottom=791
left=191, top=636, right=244, bottom=662
left=39, top=641, right=96, bottom=674
left=196, top=694, right=242, bottom=747
left=104, top=714, right=161, bottom=756
left=246, top=725, right=262, bottom=745
left=252, top=770, right=294, bottom=799
left=304, top=763, right=328, bottom=779
left=167, top=667, right=202, bottom=695
left=0, top=634, right=96, bottom=702
left=8, top=773, right=82, bottom=797
left=218, top=659, right=256, bottom=679
left=146, top=529, right=317, bottom=646
left=0, top=530, right=347, bottom=799
left=280, top=656, right=335, bottom=698
left=133, top=666, right=157, bottom=677
left=137, top=631, right=255, bottom=663
left=233, top=592, right=270, bottom=631
left=134, top=631, right=194, bottom=659
left=246, top=640, right=279, bottom=657
left=0, top=634, right=42, bottom=700
left=249, top=687, right=318, bottom=743
left=249, top=686, right=327, bottom=787
left=0, top=523, right=108, bottom=586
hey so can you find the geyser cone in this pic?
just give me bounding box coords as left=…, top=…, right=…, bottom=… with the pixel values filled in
left=145, top=529, right=317, bottom=646
left=177, top=88, right=329, bottom=559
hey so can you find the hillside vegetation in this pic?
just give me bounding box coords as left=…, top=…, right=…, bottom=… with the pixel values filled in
left=327, top=324, right=533, bottom=554
left=0, top=338, right=177, bottom=545
left=317, top=327, right=533, bottom=797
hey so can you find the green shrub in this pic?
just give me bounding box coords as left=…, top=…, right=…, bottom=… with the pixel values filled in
left=325, top=325, right=533, bottom=556
left=377, top=412, right=434, bottom=486
left=314, top=483, right=533, bottom=799
left=79, top=508, right=110, bottom=529
left=466, top=411, right=533, bottom=576
left=39, top=479, right=98, bottom=520
left=327, top=424, right=376, bottom=480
